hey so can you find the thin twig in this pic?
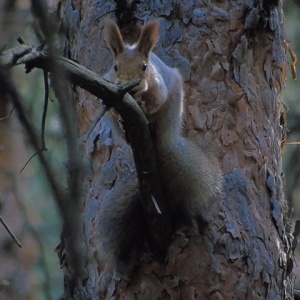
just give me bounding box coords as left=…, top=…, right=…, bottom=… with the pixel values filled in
left=284, top=40, right=297, bottom=80
left=41, top=70, right=49, bottom=150
left=20, top=149, right=44, bottom=173
left=285, top=142, right=300, bottom=145
left=11, top=178, right=52, bottom=300
left=118, top=79, right=141, bottom=96
left=0, top=215, right=22, bottom=248
left=0, top=107, right=14, bottom=121
left=20, top=70, right=49, bottom=173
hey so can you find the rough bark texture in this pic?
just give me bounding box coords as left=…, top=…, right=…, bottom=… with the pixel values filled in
left=57, top=0, right=290, bottom=299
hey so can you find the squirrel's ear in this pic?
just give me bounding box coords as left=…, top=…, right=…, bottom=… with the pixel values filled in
left=137, top=20, right=160, bottom=58
left=103, top=19, right=124, bottom=56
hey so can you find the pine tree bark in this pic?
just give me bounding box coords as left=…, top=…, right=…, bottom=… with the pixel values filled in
left=56, top=0, right=291, bottom=299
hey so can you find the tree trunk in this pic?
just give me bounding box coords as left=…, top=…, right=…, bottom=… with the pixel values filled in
left=57, top=0, right=291, bottom=299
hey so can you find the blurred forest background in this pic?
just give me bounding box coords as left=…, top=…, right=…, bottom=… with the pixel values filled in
left=0, top=0, right=299, bottom=299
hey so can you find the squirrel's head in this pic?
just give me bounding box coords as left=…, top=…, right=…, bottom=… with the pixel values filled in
left=104, top=19, right=159, bottom=96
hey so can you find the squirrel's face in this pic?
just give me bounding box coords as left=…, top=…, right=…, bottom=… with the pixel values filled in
left=104, top=19, right=160, bottom=97
left=112, top=47, right=149, bottom=96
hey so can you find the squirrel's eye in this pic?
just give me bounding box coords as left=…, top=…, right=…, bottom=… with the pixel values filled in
left=142, top=63, right=147, bottom=71
left=114, top=64, right=118, bottom=71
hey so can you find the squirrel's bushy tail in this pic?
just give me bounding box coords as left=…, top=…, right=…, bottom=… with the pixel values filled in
left=96, top=179, right=146, bottom=274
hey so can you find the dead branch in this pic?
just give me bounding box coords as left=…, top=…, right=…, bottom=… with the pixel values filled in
left=0, top=215, right=22, bottom=248
left=0, top=43, right=172, bottom=259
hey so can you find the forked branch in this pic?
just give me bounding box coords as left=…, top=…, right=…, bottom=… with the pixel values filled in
left=0, top=42, right=172, bottom=259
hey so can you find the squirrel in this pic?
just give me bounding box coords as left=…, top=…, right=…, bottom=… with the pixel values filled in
left=96, top=19, right=223, bottom=276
